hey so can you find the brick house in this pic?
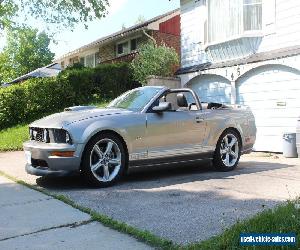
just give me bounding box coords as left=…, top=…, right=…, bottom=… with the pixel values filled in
left=55, top=9, right=180, bottom=69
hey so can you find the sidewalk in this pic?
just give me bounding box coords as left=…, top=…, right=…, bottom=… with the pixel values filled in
left=0, top=175, right=151, bottom=250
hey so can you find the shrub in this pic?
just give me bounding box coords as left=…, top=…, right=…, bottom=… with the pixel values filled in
left=93, top=63, right=139, bottom=99
left=0, top=77, right=74, bottom=129
left=130, top=43, right=179, bottom=85
left=0, top=62, right=139, bottom=130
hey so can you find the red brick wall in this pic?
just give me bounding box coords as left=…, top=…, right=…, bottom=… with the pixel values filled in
left=151, top=30, right=181, bottom=58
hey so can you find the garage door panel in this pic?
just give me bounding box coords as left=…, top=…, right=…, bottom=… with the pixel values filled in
left=250, top=108, right=300, bottom=117
left=238, top=81, right=300, bottom=93
left=244, top=101, right=300, bottom=111
left=187, top=75, right=231, bottom=104
left=254, top=135, right=283, bottom=152
left=254, top=117, right=297, bottom=127
left=237, top=65, right=300, bottom=152
left=238, top=90, right=300, bottom=103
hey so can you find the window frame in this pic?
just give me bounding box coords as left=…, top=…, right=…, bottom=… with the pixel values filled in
left=116, top=37, right=140, bottom=57
left=206, top=0, right=263, bottom=46
left=84, top=53, right=96, bottom=68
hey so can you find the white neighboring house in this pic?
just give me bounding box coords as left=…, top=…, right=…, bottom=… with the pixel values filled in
left=177, top=0, right=300, bottom=152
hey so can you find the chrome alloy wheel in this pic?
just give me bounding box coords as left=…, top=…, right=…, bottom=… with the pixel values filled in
left=220, top=133, right=239, bottom=168
left=89, top=139, right=121, bottom=182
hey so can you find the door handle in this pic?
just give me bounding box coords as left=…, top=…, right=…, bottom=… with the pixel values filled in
left=195, top=117, right=204, bottom=123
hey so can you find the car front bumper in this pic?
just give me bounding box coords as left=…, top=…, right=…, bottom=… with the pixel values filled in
left=23, top=141, right=84, bottom=176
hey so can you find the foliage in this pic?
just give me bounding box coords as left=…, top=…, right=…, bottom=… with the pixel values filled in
left=65, top=62, right=86, bottom=71
left=0, top=63, right=139, bottom=129
left=0, top=124, right=28, bottom=151
left=135, top=15, right=146, bottom=24
left=0, top=0, right=109, bottom=31
left=131, top=43, right=179, bottom=85
left=0, top=0, right=17, bottom=30
left=0, top=27, right=54, bottom=82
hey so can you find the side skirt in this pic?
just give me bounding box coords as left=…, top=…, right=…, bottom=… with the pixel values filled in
left=129, top=152, right=214, bottom=168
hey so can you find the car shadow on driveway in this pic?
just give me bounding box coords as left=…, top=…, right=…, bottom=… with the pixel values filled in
left=32, top=159, right=300, bottom=245
left=35, top=159, right=294, bottom=191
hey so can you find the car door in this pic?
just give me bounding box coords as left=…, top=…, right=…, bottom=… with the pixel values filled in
left=145, top=93, right=208, bottom=163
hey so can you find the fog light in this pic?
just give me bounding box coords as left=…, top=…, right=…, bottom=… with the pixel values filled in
left=50, top=151, right=74, bottom=157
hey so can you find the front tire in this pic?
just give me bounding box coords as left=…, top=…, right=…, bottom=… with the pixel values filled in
left=81, top=133, right=126, bottom=187
left=213, top=129, right=241, bottom=172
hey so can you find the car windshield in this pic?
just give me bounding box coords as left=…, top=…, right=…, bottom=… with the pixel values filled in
left=107, top=87, right=163, bottom=111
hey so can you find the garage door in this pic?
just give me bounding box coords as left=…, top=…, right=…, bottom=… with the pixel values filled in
left=237, top=65, right=300, bottom=152
left=186, top=75, right=231, bottom=104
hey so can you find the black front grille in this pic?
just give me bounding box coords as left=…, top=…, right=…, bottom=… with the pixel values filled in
left=30, top=127, right=49, bottom=142
left=33, top=128, right=43, bottom=142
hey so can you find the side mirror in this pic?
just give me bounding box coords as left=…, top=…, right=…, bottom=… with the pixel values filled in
left=152, top=102, right=172, bottom=112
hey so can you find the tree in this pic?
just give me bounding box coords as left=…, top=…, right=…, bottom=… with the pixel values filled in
left=130, top=43, right=179, bottom=85
left=135, top=15, right=146, bottom=25
left=0, top=0, right=109, bottom=31
left=0, top=27, right=55, bottom=82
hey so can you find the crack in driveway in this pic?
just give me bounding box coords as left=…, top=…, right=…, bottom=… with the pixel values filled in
left=0, top=219, right=94, bottom=242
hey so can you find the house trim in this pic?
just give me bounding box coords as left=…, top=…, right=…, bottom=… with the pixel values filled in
left=177, top=45, right=300, bottom=78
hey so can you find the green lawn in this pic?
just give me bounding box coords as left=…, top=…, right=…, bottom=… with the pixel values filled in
left=0, top=101, right=109, bottom=152
left=0, top=124, right=29, bottom=151
left=186, top=200, right=300, bottom=250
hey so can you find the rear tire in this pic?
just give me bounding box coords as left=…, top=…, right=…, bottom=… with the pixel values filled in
left=213, top=129, right=241, bottom=172
left=81, top=133, right=126, bottom=187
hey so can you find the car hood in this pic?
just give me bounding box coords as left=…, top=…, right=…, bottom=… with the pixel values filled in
left=30, top=107, right=133, bottom=129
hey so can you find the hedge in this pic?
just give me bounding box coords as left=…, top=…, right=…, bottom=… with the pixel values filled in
left=0, top=63, right=140, bottom=130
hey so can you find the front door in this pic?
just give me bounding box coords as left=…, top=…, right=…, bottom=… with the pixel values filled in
left=145, top=91, right=207, bottom=164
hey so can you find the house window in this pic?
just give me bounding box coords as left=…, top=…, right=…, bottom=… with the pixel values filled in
left=208, top=0, right=262, bottom=43
left=79, top=57, right=85, bottom=65
left=131, top=38, right=137, bottom=51
left=117, top=41, right=129, bottom=56
left=116, top=38, right=139, bottom=56
left=243, top=0, right=262, bottom=31
left=95, top=52, right=101, bottom=65
left=85, top=54, right=95, bottom=67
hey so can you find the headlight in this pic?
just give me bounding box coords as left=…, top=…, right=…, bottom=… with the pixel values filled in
left=51, top=129, right=73, bottom=144
left=65, top=131, right=71, bottom=144
left=43, top=129, right=50, bottom=143
left=29, top=128, right=33, bottom=140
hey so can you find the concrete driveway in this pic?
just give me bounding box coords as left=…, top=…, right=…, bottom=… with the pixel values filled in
left=0, top=151, right=299, bottom=244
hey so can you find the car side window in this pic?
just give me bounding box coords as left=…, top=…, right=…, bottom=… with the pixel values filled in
left=159, top=92, right=198, bottom=112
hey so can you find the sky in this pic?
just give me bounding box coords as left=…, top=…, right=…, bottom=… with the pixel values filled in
left=48, top=0, right=180, bottom=59
left=0, top=0, right=180, bottom=59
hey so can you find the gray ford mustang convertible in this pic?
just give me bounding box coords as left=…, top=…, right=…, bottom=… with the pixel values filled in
left=24, top=86, right=256, bottom=187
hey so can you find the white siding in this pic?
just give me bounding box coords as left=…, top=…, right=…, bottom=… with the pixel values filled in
left=237, top=65, right=300, bottom=152
left=259, top=0, right=300, bottom=52
left=180, top=0, right=208, bottom=68
left=180, top=0, right=300, bottom=67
